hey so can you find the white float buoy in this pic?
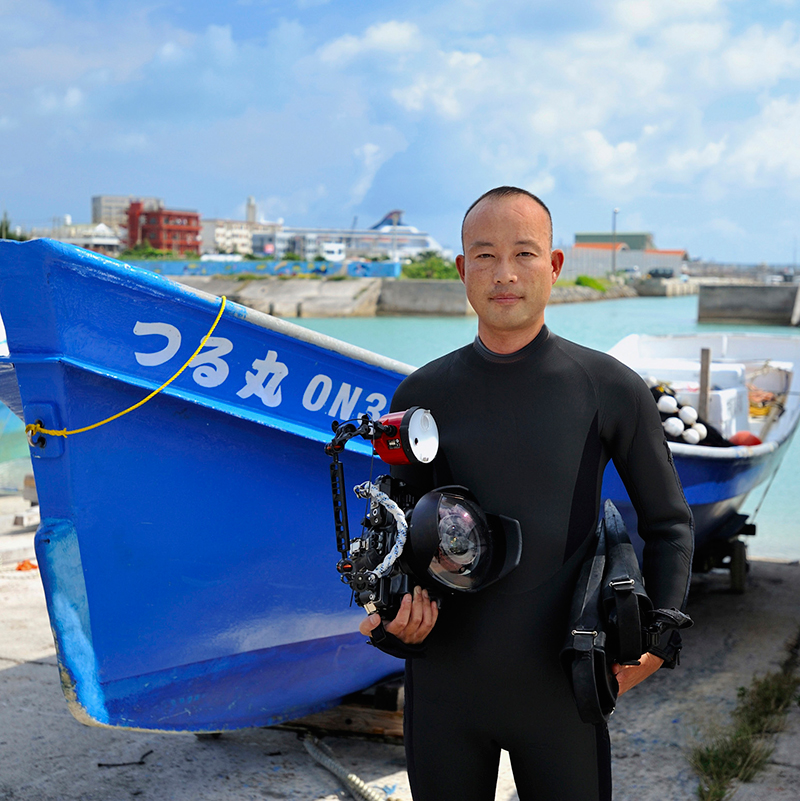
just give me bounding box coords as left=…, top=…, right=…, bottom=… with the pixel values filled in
left=663, top=417, right=684, bottom=437
left=678, top=405, right=699, bottom=425
left=682, top=427, right=701, bottom=445
left=693, top=422, right=708, bottom=441
left=657, top=395, right=679, bottom=414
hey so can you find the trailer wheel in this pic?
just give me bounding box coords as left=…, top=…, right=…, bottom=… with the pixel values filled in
left=730, top=539, right=747, bottom=594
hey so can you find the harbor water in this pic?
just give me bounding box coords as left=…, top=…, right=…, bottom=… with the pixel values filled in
left=295, top=294, right=800, bottom=562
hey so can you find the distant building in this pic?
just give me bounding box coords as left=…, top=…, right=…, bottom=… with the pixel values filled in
left=43, top=221, right=121, bottom=256
left=252, top=210, right=442, bottom=261
left=563, top=232, right=689, bottom=281
left=575, top=232, right=655, bottom=251
left=93, top=195, right=163, bottom=228
left=201, top=218, right=280, bottom=255
left=126, top=202, right=201, bottom=255
left=199, top=197, right=282, bottom=255
left=246, top=196, right=257, bottom=224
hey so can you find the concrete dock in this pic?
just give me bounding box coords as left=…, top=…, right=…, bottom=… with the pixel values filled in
left=698, top=282, right=800, bottom=325
left=173, top=276, right=637, bottom=318
left=1, top=509, right=798, bottom=800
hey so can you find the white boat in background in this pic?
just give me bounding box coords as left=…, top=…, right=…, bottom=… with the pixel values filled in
left=602, top=333, right=800, bottom=591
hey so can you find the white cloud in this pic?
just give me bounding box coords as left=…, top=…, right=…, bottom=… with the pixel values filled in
left=350, top=143, right=388, bottom=206
left=706, top=217, right=747, bottom=238
left=319, top=21, right=421, bottom=65
left=727, top=97, right=800, bottom=181
left=256, top=185, right=329, bottom=222
left=158, top=42, right=187, bottom=65
left=35, top=85, right=83, bottom=114
left=525, top=172, right=556, bottom=197
left=577, top=130, right=639, bottom=187
left=722, top=22, right=800, bottom=88
left=659, top=21, right=728, bottom=52
left=666, top=139, right=727, bottom=176
left=612, top=0, right=723, bottom=32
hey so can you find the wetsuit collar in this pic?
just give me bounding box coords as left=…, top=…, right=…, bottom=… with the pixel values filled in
left=472, top=325, right=551, bottom=364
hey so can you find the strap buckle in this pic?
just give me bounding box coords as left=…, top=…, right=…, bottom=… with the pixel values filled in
left=609, top=578, right=635, bottom=591
left=571, top=630, right=598, bottom=654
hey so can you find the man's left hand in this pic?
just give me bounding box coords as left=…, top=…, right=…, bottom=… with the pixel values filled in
left=612, top=652, right=664, bottom=696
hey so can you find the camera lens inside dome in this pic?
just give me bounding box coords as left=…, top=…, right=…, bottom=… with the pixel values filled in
left=428, top=495, right=493, bottom=590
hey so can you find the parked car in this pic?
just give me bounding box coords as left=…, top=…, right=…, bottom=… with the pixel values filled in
left=647, top=267, right=674, bottom=279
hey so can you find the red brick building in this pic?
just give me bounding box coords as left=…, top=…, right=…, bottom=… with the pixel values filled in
left=126, top=201, right=202, bottom=255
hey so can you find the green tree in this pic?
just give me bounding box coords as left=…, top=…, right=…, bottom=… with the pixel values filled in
left=0, top=212, right=28, bottom=241
left=401, top=251, right=459, bottom=279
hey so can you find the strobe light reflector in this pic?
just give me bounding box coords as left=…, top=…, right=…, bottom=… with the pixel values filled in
left=373, top=407, right=439, bottom=465
left=403, top=486, right=523, bottom=593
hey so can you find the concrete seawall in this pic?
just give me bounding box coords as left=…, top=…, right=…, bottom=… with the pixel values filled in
left=174, top=276, right=638, bottom=318
left=377, top=279, right=474, bottom=315
left=634, top=277, right=699, bottom=297
left=698, top=283, right=800, bottom=325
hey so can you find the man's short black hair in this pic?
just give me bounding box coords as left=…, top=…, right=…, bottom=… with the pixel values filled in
left=461, top=186, right=553, bottom=249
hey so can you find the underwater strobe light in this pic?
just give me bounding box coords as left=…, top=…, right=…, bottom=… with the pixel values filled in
left=324, top=409, right=522, bottom=639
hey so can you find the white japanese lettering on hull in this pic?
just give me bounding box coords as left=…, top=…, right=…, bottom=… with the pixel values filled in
left=237, top=350, right=289, bottom=407
left=327, top=382, right=363, bottom=419
left=190, top=337, right=233, bottom=388
left=303, top=374, right=333, bottom=412
left=134, top=322, right=181, bottom=366
left=364, top=392, right=388, bottom=419
left=131, top=320, right=390, bottom=422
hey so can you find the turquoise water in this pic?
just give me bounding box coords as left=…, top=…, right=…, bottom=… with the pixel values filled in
left=295, top=295, right=800, bottom=561
left=0, top=403, right=29, bottom=492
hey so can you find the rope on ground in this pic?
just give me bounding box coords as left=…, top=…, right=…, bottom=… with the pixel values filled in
left=302, top=735, right=403, bottom=801
left=24, top=296, right=226, bottom=440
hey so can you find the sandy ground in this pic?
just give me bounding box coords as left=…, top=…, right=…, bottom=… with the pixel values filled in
left=1, top=557, right=799, bottom=801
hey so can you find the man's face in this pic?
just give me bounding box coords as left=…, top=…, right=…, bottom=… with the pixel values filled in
left=456, top=194, right=564, bottom=351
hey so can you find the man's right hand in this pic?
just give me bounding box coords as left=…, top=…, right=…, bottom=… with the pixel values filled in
left=358, top=585, right=439, bottom=644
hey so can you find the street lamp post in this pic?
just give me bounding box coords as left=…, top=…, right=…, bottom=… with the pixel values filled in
left=611, top=208, right=619, bottom=276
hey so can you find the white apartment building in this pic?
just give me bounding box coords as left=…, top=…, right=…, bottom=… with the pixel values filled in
left=201, top=218, right=281, bottom=255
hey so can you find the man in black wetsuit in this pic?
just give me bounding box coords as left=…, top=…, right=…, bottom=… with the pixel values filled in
left=359, top=186, right=694, bottom=801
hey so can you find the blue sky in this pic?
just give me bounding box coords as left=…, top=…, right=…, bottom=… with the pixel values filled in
left=2, top=0, right=800, bottom=263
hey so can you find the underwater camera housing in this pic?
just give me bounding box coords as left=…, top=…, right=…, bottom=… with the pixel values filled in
left=325, top=408, right=523, bottom=636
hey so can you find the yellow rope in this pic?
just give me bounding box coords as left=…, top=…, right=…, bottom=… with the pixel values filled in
left=25, top=296, right=227, bottom=440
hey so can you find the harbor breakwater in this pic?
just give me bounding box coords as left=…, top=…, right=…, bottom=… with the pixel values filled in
left=699, top=283, right=800, bottom=325
left=174, top=275, right=639, bottom=318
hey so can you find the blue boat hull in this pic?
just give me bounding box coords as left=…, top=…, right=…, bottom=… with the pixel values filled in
left=603, top=420, right=792, bottom=563
left=0, top=239, right=408, bottom=731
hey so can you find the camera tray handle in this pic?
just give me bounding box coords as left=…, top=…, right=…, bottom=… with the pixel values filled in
left=363, top=601, right=387, bottom=643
